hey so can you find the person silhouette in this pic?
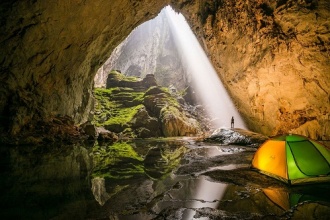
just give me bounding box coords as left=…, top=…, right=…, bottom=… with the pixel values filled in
left=231, top=116, right=234, bottom=129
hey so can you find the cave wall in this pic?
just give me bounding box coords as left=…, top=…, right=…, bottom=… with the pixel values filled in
left=95, top=8, right=189, bottom=91
left=0, top=0, right=170, bottom=135
left=1, top=0, right=329, bottom=139
left=173, top=0, right=330, bottom=139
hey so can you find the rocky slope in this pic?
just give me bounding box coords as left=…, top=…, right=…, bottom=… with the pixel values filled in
left=93, top=71, right=201, bottom=138
left=1, top=0, right=329, bottom=141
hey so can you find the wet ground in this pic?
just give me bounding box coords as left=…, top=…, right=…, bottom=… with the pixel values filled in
left=0, top=138, right=329, bottom=219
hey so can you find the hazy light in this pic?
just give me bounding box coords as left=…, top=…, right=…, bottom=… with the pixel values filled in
left=164, top=6, right=246, bottom=129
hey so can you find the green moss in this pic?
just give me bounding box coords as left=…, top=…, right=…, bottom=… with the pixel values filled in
left=144, top=145, right=188, bottom=180
left=93, top=71, right=188, bottom=137
left=93, top=86, right=146, bottom=128
left=92, top=142, right=144, bottom=179
left=108, top=70, right=140, bottom=82
left=160, top=87, right=170, bottom=94
left=161, top=105, right=181, bottom=116
left=122, top=128, right=137, bottom=138
left=102, top=104, right=144, bottom=127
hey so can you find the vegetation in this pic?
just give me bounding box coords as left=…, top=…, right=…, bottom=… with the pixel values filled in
left=108, top=70, right=140, bottom=82
left=92, top=139, right=188, bottom=181
left=93, top=87, right=145, bottom=128
left=92, top=142, right=144, bottom=179
left=93, top=71, right=200, bottom=138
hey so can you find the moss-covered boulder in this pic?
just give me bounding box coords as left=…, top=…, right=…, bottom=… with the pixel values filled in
left=129, top=106, right=160, bottom=137
left=106, top=71, right=157, bottom=91
left=143, top=86, right=201, bottom=136
left=160, top=106, right=201, bottom=136
left=93, top=71, right=201, bottom=138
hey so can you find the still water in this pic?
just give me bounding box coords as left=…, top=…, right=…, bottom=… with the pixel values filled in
left=1, top=138, right=329, bottom=219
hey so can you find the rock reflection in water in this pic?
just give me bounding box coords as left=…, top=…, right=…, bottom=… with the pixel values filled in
left=1, top=139, right=329, bottom=219
left=154, top=175, right=229, bottom=220
left=0, top=143, right=94, bottom=220
left=91, top=177, right=110, bottom=206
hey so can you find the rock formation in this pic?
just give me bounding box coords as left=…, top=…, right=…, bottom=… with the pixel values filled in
left=173, top=0, right=330, bottom=139
left=94, top=8, right=189, bottom=91
left=94, top=71, right=201, bottom=138
left=205, top=128, right=269, bottom=146
left=0, top=0, right=329, bottom=141
left=0, top=0, right=170, bottom=137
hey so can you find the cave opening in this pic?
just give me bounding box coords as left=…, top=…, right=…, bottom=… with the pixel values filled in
left=93, top=6, right=246, bottom=139
left=1, top=1, right=330, bottom=219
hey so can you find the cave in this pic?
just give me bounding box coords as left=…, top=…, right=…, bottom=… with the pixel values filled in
left=1, top=0, right=329, bottom=142
left=0, top=0, right=330, bottom=219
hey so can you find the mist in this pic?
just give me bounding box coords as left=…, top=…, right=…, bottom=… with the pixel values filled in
left=164, top=6, right=246, bottom=129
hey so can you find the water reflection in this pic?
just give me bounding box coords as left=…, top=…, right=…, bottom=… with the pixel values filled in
left=156, top=176, right=229, bottom=220
left=91, top=177, right=110, bottom=206
left=0, top=139, right=329, bottom=219
left=0, top=143, right=94, bottom=220
left=263, top=187, right=330, bottom=211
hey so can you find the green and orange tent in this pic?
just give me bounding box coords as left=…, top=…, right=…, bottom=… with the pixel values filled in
left=251, top=134, right=330, bottom=185
left=262, top=187, right=328, bottom=210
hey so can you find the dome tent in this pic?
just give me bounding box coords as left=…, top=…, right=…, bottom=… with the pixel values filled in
left=262, top=187, right=329, bottom=211
left=251, top=134, right=330, bottom=185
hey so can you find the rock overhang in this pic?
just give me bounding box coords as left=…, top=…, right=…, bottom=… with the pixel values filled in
left=0, top=0, right=329, bottom=140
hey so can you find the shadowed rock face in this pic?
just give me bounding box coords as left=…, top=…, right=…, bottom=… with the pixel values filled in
left=0, top=0, right=170, bottom=135
left=0, top=0, right=329, bottom=139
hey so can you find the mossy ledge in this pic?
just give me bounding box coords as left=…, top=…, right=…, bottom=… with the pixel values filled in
left=93, top=71, right=201, bottom=138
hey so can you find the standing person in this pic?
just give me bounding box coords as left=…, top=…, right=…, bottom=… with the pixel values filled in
left=231, top=116, right=234, bottom=129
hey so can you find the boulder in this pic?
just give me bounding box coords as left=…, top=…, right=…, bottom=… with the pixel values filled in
left=97, top=127, right=118, bottom=142
left=81, top=122, right=98, bottom=139
left=205, top=128, right=268, bottom=146
left=130, top=106, right=161, bottom=137
left=160, top=106, right=200, bottom=137
left=142, top=74, right=158, bottom=88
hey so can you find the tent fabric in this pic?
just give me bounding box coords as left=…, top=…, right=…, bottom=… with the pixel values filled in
left=263, top=188, right=290, bottom=210
left=252, top=134, right=330, bottom=185
left=262, top=188, right=320, bottom=210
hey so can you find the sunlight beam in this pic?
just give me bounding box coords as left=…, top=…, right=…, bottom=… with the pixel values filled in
left=164, top=6, right=246, bottom=129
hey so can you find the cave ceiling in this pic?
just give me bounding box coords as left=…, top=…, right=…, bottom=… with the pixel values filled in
left=0, top=0, right=329, bottom=139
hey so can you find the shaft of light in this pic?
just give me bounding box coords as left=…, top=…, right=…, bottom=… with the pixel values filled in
left=164, top=6, right=246, bottom=129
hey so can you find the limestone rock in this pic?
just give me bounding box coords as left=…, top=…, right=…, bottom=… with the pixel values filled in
left=160, top=106, right=201, bottom=137
left=91, top=177, right=111, bottom=206
left=206, top=128, right=269, bottom=146
left=97, top=127, right=118, bottom=141
left=80, top=122, right=118, bottom=142
left=94, top=73, right=201, bottom=138
left=106, top=71, right=157, bottom=91
left=81, top=122, right=98, bottom=139
left=130, top=106, right=161, bottom=137
left=95, top=8, right=189, bottom=91
left=0, top=0, right=170, bottom=137
left=173, top=0, right=330, bottom=139
left=1, top=0, right=329, bottom=141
